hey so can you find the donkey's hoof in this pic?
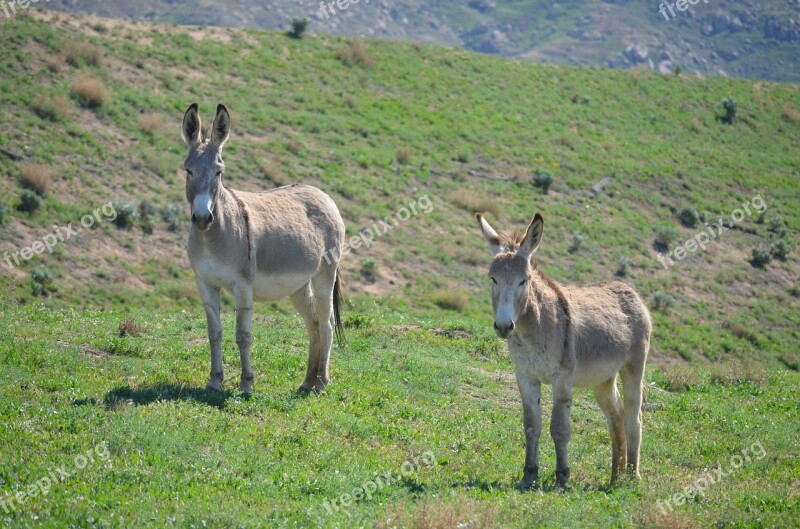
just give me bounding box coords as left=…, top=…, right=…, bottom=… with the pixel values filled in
left=312, top=380, right=328, bottom=395
left=517, top=476, right=538, bottom=491
left=206, top=380, right=224, bottom=392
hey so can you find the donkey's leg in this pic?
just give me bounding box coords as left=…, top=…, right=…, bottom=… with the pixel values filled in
left=515, top=372, right=542, bottom=490
left=290, top=282, right=321, bottom=393
left=197, top=280, right=224, bottom=391
left=621, top=353, right=646, bottom=479
left=310, top=270, right=336, bottom=394
left=551, top=378, right=574, bottom=489
left=594, top=376, right=627, bottom=483
left=232, top=285, right=254, bottom=394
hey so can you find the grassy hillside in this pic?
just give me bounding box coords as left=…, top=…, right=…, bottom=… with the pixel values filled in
left=0, top=10, right=798, bottom=528
left=42, top=0, right=800, bottom=83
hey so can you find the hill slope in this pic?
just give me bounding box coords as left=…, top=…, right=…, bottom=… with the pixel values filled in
left=42, top=0, right=800, bottom=82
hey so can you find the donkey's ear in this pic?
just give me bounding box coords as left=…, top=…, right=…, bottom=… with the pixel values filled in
left=209, top=104, right=231, bottom=148
left=517, top=214, right=544, bottom=260
left=477, top=213, right=505, bottom=256
left=182, top=103, right=202, bottom=147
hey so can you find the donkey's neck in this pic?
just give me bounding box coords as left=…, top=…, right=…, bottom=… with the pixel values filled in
left=525, top=266, right=569, bottom=326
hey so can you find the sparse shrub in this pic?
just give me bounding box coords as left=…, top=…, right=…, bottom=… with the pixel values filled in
left=139, top=200, right=159, bottom=234
left=654, top=224, right=679, bottom=248
left=19, top=164, right=52, bottom=197
left=710, top=360, right=767, bottom=387
left=456, top=151, right=471, bottom=163
left=434, top=289, right=469, bottom=311
left=361, top=258, right=378, bottom=271
left=569, top=233, right=583, bottom=252
left=396, top=146, right=412, bottom=165
left=768, top=217, right=788, bottom=238
left=17, top=189, right=42, bottom=213
left=63, top=42, right=102, bottom=67
left=771, top=239, right=790, bottom=260
left=32, top=94, right=71, bottom=122
left=288, top=17, right=308, bottom=39
left=751, top=247, right=772, bottom=267
left=451, top=189, right=499, bottom=216
left=336, top=38, right=374, bottom=68
left=72, top=74, right=111, bottom=109
left=756, top=210, right=766, bottom=224
left=111, top=201, right=139, bottom=229
left=678, top=207, right=700, bottom=228
left=0, top=201, right=8, bottom=225
left=138, top=113, right=165, bottom=135
left=118, top=316, right=143, bottom=337
left=652, top=291, right=676, bottom=312
left=286, top=139, right=302, bottom=155
left=721, top=97, right=737, bottom=124
left=616, top=255, right=631, bottom=277
left=657, top=365, right=699, bottom=392
left=344, top=313, right=374, bottom=329
left=781, top=103, right=800, bottom=123
left=532, top=169, right=553, bottom=194
left=30, top=269, right=54, bottom=297
left=161, top=203, right=185, bottom=231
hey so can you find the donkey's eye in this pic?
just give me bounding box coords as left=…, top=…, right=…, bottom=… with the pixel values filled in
left=185, top=170, right=193, bottom=178
left=215, top=171, right=222, bottom=177
left=491, top=277, right=497, bottom=284
left=519, top=279, right=527, bottom=286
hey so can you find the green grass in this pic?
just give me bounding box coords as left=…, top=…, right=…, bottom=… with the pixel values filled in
left=0, top=11, right=798, bottom=528
left=0, top=302, right=797, bottom=527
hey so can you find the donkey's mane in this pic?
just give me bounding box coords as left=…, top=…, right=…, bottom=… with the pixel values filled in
left=498, top=229, right=526, bottom=251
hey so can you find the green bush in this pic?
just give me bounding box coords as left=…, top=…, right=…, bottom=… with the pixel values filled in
left=17, top=189, right=42, bottom=213
left=111, top=201, right=139, bottom=229
left=569, top=233, right=583, bottom=252
left=161, top=203, right=185, bottom=231
left=768, top=217, right=788, bottom=238
left=722, top=97, right=737, bottom=124
left=751, top=248, right=772, bottom=267
left=532, top=169, right=553, bottom=194
left=616, top=255, right=631, bottom=277
left=654, top=223, right=679, bottom=248
left=139, top=200, right=159, bottom=234
left=288, top=18, right=308, bottom=39
left=771, top=240, right=791, bottom=260
left=652, top=291, right=676, bottom=312
left=31, top=269, right=54, bottom=297
left=0, top=201, right=9, bottom=224
left=678, top=207, right=700, bottom=228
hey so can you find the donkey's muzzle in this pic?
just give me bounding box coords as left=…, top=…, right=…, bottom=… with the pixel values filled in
left=191, top=211, right=214, bottom=231
left=494, top=320, right=514, bottom=338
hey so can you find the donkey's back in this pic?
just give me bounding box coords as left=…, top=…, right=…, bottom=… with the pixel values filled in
left=565, top=280, right=651, bottom=388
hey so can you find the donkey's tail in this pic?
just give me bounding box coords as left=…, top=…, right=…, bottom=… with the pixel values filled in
left=333, top=268, right=346, bottom=347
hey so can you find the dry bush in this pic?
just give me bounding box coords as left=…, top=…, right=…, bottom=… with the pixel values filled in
left=72, top=74, right=111, bottom=109
left=31, top=94, right=71, bottom=122
left=659, top=364, right=700, bottom=392
left=19, top=164, right=53, bottom=196
left=781, top=103, right=800, bottom=123
left=63, top=42, right=102, bottom=67
left=258, top=158, right=290, bottom=187
left=433, top=288, right=469, bottom=311
left=376, top=497, right=496, bottom=529
left=452, top=189, right=499, bottom=216
left=710, top=359, right=767, bottom=387
left=286, top=139, right=302, bottom=155
left=395, top=146, right=412, bottom=165
left=138, top=113, right=165, bottom=134
left=690, top=115, right=703, bottom=133
left=336, top=38, right=375, bottom=68
left=118, top=316, right=143, bottom=337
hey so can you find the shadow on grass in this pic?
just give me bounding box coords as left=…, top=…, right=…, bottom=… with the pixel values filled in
left=104, top=384, right=234, bottom=410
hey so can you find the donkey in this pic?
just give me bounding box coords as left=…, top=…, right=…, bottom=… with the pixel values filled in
left=477, top=213, right=651, bottom=489
left=181, top=103, right=346, bottom=395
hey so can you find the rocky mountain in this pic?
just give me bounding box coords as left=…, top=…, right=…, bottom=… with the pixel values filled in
left=35, top=0, right=800, bottom=82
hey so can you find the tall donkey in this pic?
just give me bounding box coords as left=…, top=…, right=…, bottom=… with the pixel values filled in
left=477, top=213, right=651, bottom=489
left=181, top=103, right=346, bottom=395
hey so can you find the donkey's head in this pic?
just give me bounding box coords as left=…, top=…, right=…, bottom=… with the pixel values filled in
left=477, top=213, right=544, bottom=338
left=181, top=103, right=231, bottom=232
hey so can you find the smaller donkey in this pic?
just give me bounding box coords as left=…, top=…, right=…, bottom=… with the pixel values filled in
left=181, top=104, right=346, bottom=395
left=477, top=213, right=651, bottom=489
